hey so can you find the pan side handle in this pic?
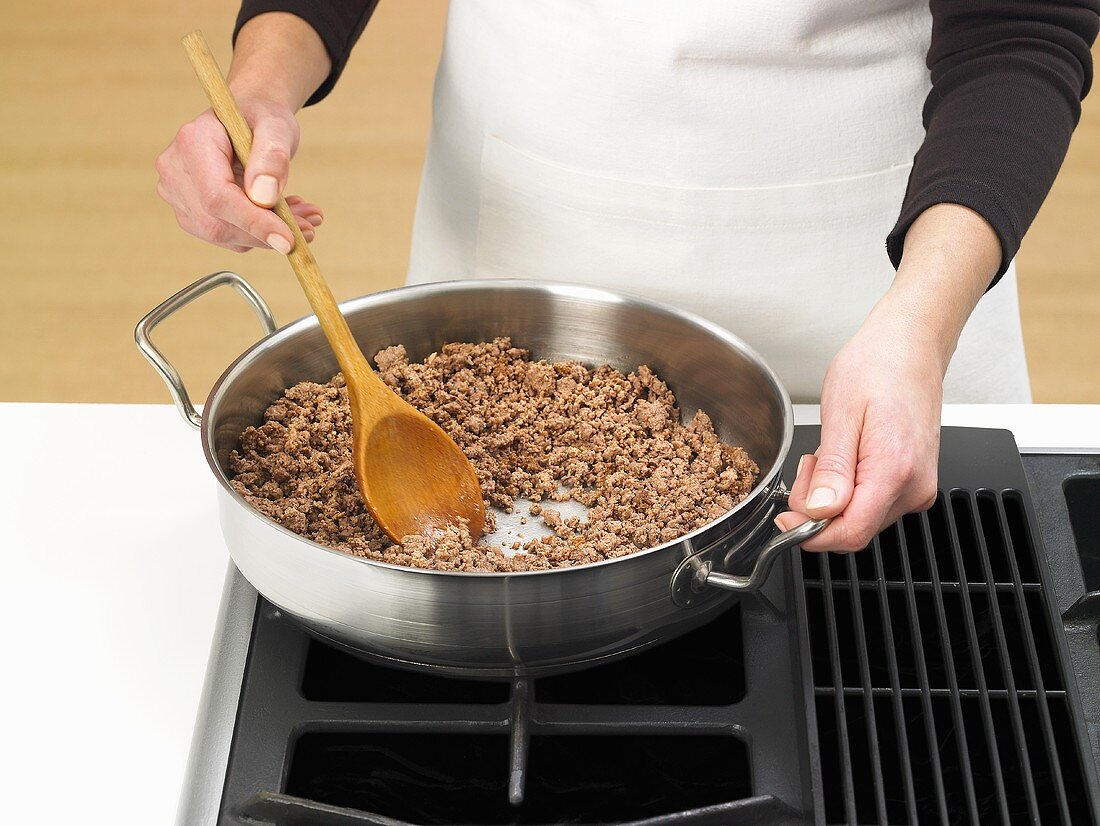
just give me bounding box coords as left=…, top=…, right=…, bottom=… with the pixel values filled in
left=704, top=513, right=829, bottom=592
left=671, top=484, right=830, bottom=607
left=134, top=271, right=277, bottom=429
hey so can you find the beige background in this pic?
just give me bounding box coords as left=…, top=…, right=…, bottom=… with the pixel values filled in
left=1, top=0, right=1097, bottom=404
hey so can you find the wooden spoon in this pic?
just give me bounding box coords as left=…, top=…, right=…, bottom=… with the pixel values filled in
left=182, top=30, right=486, bottom=543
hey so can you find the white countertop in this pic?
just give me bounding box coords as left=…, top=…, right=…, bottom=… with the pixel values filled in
left=2, top=401, right=1098, bottom=825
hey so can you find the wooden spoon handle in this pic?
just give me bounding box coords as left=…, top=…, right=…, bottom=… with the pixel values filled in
left=182, top=30, right=370, bottom=379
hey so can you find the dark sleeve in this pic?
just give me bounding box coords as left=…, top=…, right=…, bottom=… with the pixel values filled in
left=886, top=0, right=1099, bottom=285
left=234, top=0, right=381, bottom=106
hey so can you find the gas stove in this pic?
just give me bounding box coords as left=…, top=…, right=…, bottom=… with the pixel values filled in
left=180, top=427, right=1100, bottom=825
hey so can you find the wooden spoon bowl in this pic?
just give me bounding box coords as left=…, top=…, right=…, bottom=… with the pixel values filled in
left=183, top=30, right=486, bottom=543
left=346, top=362, right=485, bottom=541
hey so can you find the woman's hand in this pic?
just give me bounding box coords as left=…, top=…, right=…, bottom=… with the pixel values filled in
left=774, top=308, right=943, bottom=551
left=775, top=202, right=1004, bottom=551
left=155, top=100, right=322, bottom=254
left=774, top=200, right=1007, bottom=549
left=154, top=12, right=332, bottom=253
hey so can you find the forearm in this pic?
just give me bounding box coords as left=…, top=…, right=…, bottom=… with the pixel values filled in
left=228, top=12, right=332, bottom=111
left=872, top=203, right=1000, bottom=375
left=234, top=1, right=379, bottom=105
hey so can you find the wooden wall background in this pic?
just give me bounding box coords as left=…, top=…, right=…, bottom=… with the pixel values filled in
left=1, top=0, right=1096, bottom=404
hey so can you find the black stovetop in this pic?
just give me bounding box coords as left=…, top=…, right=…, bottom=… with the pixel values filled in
left=214, top=428, right=1100, bottom=826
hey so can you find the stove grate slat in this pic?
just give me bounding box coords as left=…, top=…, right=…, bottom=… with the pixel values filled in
left=915, top=508, right=980, bottom=823
left=842, top=551, right=890, bottom=825
left=801, top=580, right=1045, bottom=592
left=991, top=490, right=1075, bottom=823
left=940, top=492, right=1012, bottom=825
left=891, top=518, right=951, bottom=824
left=814, top=686, right=1068, bottom=699
left=817, top=552, right=860, bottom=824
left=867, top=538, right=919, bottom=824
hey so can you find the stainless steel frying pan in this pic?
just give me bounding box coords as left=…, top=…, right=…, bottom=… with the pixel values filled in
left=137, top=273, right=826, bottom=677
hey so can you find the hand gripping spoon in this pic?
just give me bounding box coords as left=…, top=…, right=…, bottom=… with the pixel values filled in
left=182, top=30, right=486, bottom=543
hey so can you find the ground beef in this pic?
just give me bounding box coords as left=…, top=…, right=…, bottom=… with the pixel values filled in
left=228, top=338, right=759, bottom=572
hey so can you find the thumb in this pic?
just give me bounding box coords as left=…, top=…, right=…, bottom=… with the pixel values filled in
left=804, top=411, right=861, bottom=519
left=243, top=114, right=297, bottom=208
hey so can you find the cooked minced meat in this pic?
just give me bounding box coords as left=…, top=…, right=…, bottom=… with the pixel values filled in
left=229, top=338, right=759, bottom=572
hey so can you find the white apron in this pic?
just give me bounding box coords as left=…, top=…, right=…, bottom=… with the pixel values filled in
left=405, top=0, right=1032, bottom=403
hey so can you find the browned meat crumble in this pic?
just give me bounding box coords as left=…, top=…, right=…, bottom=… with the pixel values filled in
left=229, top=338, right=759, bottom=571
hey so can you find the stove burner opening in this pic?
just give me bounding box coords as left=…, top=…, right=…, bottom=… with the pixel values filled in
left=285, top=732, right=751, bottom=824
left=301, top=641, right=511, bottom=703
left=534, top=604, right=745, bottom=705
left=1063, top=476, right=1100, bottom=592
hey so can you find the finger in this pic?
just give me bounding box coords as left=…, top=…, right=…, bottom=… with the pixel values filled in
left=804, top=409, right=863, bottom=520
left=243, top=115, right=297, bottom=207
left=211, top=177, right=318, bottom=243
left=799, top=473, right=902, bottom=552
left=787, top=453, right=817, bottom=512
left=268, top=216, right=314, bottom=242
left=887, top=485, right=936, bottom=524
left=774, top=509, right=809, bottom=533
left=297, top=220, right=316, bottom=240
left=774, top=452, right=819, bottom=539
left=882, top=473, right=939, bottom=524
left=774, top=507, right=846, bottom=555
left=204, top=177, right=315, bottom=242
left=287, top=198, right=324, bottom=226
left=201, top=179, right=296, bottom=254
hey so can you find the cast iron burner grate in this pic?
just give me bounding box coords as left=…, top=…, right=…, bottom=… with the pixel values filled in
left=220, top=590, right=807, bottom=825
left=215, top=428, right=1099, bottom=825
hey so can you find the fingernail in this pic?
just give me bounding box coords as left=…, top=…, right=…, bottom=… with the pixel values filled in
left=796, top=454, right=809, bottom=477
left=303, top=229, right=315, bottom=242
left=249, top=174, right=279, bottom=206
left=266, top=233, right=292, bottom=255
left=305, top=213, right=323, bottom=227
left=808, top=487, right=835, bottom=510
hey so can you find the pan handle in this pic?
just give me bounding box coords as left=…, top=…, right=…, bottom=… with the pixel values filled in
left=704, top=514, right=829, bottom=592
left=134, top=271, right=277, bottom=429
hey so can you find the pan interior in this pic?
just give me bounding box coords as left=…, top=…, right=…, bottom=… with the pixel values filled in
left=204, top=281, right=790, bottom=542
